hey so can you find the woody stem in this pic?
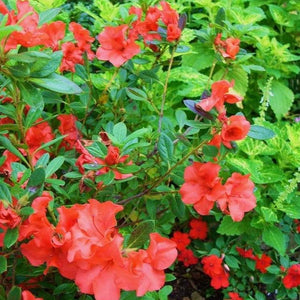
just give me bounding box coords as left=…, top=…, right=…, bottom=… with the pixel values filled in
left=157, top=44, right=178, bottom=135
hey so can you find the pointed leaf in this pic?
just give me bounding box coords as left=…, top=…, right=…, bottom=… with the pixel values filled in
left=127, top=220, right=155, bottom=249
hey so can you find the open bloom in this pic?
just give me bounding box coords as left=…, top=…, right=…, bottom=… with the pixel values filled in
left=196, top=80, right=243, bottom=113
left=254, top=253, right=272, bottom=273
left=217, top=173, right=256, bottom=222
left=179, top=162, right=224, bottom=215
left=221, top=115, right=251, bottom=148
left=201, top=255, right=229, bottom=289
left=214, top=33, right=240, bottom=60
left=171, top=231, right=191, bottom=250
left=189, top=218, right=208, bottom=240
left=96, top=25, right=140, bottom=67
left=282, top=264, right=300, bottom=289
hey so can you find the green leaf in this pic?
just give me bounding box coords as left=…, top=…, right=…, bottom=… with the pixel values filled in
left=255, top=290, right=266, bottom=300
left=19, top=207, right=34, bottom=217
left=182, top=44, right=215, bottom=71
left=30, top=51, right=63, bottom=78
left=126, top=220, right=155, bottom=249
left=0, top=182, right=12, bottom=205
left=267, top=265, right=280, bottom=275
left=126, top=87, right=148, bottom=101
left=123, top=128, right=151, bottom=144
left=278, top=202, right=300, bottom=219
left=215, top=7, right=225, bottom=26
left=0, top=136, right=27, bottom=165
left=53, top=283, right=77, bottom=295
left=169, top=194, right=186, bottom=219
left=0, top=25, right=22, bottom=41
left=270, top=81, right=294, bottom=119
left=87, top=141, right=107, bottom=158
left=262, top=225, right=286, bottom=255
left=24, top=104, right=44, bottom=129
left=224, top=255, right=240, bottom=269
left=19, top=82, right=44, bottom=107
left=223, top=66, right=249, bottom=97
left=7, top=286, right=21, bottom=300
left=202, top=145, right=218, bottom=157
left=176, top=110, right=187, bottom=130
left=7, top=51, right=50, bottom=63
left=4, top=227, right=19, bottom=248
left=45, top=156, right=65, bottom=177
left=168, top=66, right=209, bottom=97
left=0, top=256, right=7, bottom=274
left=27, top=168, right=46, bottom=197
left=158, top=133, right=173, bottom=163
left=248, top=125, right=276, bottom=140
left=63, top=171, right=83, bottom=179
left=113, top=122, right=127, bottom=143
left=35, top=134, right=66, bottom=152
left=38, top=7, right=62, bottom=25
left=117, top=165, right=140, bottom=173
left=158, top=285, right=172, bottom=300
left=268, top=5, right=292, bottom=27
left=95, top=171, right=115, bottom=185
left=217, top=216, right=249, bottom=235
left=261, top=207, right=278, bottom=223
left=29, top=73, right=82, bottom=94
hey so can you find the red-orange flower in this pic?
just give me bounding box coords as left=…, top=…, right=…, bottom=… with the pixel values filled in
left=214, top=33, right=240, bottom=60
left=221, top=115, right=251, bottom=148
left=96, top=25, right=140, bottom=67
left=283, top=264, right=300, bottom=289
left=60, top=42, right=84, bottom=72
left=201, top=255, right=229, bottom=289
left=166, top=24, right=181, bottom=42
left=189, top=218, right=208, bottom=240
left=25, top=119, right=54, bottom=150
left=171, top=231, right=191, bottom=250
left=197, top=80, right=242, bottom=113
left=96, top=145, right=133, bottom=180
left=57, top=114, right=81, bottom=150
left=228, top=292, right=243, bottom=300
left=236, top=247, right=255, bottom=260
left=217, top=173, right=256, bottom=222
left=19, top=192, right=56, bottom=267
left=177, top=249, right=198, bottom=267
left=39, top=21, right=66, bottom=51
left=0, top=202, right=21, bottom=228
left=179, top=162, right=224, bottom=215
left=22, top=290, right=43, bottom=300
left=254, top=254, right=272, bottom=273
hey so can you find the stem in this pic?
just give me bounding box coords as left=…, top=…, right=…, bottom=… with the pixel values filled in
left=157, top=44, right=178, bottom=135
left=119, top=140, right=205, bottom=205
left=206, top=59, right=217, bottom=90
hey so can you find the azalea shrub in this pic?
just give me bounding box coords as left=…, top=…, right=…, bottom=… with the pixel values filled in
left=0, top=0, right=299, bottom=300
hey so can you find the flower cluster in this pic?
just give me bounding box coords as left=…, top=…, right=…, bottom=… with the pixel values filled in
left=180, top=80, right=255, bottom=221
left=0, top=1, right=95, bottom=72
left=180, top=162, right=256, bottom=221
left=171, top=218, right=208, bottom=267
left=201, top=255, right=229, bottom=289
left=236, top=247, right=272, bottom=273
left=96, top=1, right=182, bottom=67
left=18, top=193, right=177, bottom=300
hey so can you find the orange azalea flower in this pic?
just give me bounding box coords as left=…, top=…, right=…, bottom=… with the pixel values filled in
left=214, top=33, right=240, bottom=60
left=179, top=162, right=224, bottom=215
left=197, top=80, right=243, bottom=113
left=221, top=115, right=251, bottom=148
left=217, top=173, right=256, bottom=222
left=96, top=25, right=140, bottom=67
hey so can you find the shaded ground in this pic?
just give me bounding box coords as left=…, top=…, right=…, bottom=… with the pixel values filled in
left=169, top=263, right=223, bottom=300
